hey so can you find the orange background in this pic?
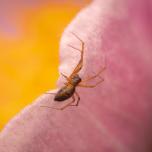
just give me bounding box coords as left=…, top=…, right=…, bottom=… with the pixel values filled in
left=0, top=1, right=90, bottom=130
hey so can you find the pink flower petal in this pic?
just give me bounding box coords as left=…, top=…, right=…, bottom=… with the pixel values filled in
left=1, top=0, right=152, bottom=152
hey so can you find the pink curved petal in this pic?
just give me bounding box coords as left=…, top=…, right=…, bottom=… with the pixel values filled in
left=0, top=0, right=152, bottom=152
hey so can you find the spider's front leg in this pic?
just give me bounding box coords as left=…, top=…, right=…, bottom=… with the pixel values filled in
left=68, top=33, right=85, bottom=79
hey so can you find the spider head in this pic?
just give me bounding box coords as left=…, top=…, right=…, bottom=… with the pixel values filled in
left=71, top=74, right=81, bottom=86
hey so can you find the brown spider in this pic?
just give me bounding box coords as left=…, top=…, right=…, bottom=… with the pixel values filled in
left=42, top=32, right=106, bottom=110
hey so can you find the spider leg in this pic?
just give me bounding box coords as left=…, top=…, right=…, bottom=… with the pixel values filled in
left=68, top=44, right=81, bottom=52
left=68, top=33, right=84, bottom=79
left=70, top=32, right=84, bottom=43
left=60, top=73, right=73, bottom=86
left=60, top=73, right=74, bottom=86
left=82, top=67, right=106, bottom=82
left=60, top=72, right=70, bottom=81
left=70, top=91, right=80, bottom=106
left=78, top=78, right=104, bottom=88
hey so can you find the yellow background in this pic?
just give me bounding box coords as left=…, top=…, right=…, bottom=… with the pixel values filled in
left=0, top=1, right=90, bottom=130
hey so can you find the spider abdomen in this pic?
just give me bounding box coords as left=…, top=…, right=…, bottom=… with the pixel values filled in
left=54, top=85, right=75, bottom=102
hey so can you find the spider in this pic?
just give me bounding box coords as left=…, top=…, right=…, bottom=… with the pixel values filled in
left=42, top=32, right=106, bottom=110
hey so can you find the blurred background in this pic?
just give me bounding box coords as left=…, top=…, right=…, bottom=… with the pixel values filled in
left=0, top=0, right=90, bottom=130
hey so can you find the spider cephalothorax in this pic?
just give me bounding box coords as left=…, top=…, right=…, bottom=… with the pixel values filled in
left=71, top=74, right=81, bottom=86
